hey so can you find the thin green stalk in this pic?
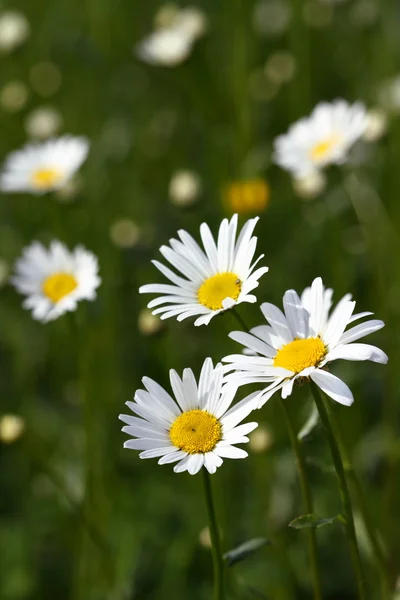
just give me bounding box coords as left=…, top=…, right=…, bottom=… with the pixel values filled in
left=280, top=398, right=322, bottom=600
left=230, top=308, right=251, bottom=333
left=202, top=470, right=225, bottom=600
left=310, top=382, right=366, bottom=600
left=327, top=408, right=391, bottom=597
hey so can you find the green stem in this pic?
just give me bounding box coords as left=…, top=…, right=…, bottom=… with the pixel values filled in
left=310, top=382, right=366, bottom=600
left=327, top=408, right=391, bottom=597
left=280, top=399, right=322, bottom=600
left=202, top=470, right=225, bottom=600
left=230, top=308, right=251, bottom=333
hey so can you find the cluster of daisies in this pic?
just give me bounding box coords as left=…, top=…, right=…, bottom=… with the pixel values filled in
left=2, top=98, right=386, bottom=476
left=120, top=215, right=387, bottom=475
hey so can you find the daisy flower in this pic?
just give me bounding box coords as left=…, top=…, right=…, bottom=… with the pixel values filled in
left=223, top=277, right=387, bottom=407
left=0, top=135, right=89, bottom=194
left=119, top=358, right=258, bottom=475
left=135, top=6, right=206, bottom=68
left=273, top=100, right=367, bottom=177
left=11, top=240, right=101, bottom=323
left=139, top=214, right=269, bottom=326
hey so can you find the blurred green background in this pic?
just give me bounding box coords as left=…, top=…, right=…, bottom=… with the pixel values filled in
left=1, top=0, right=400, bottom=598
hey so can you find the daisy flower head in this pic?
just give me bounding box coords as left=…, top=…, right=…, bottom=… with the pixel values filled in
left=11, top=240, right=101, bottom=323
left=223, top=277, right=387, bottom=408
left=273, top=100, right=367, bottom=177
left=119, top=358, right=258, bottom=475
left=135, top=7, right=206, bottom=68
left=139, top=214, right=269, bottom=326
left=0, top=135, right=89, bottom=194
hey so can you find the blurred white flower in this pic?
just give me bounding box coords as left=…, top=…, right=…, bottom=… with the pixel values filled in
left=249, top=425, right=273, bottom=453
left=25, top=106, right=63, bottom=139
left=0, top=414, right=25, bottom=443
left=136, top=6, right=207, bottom=67
left=0, top=10, right=30, bottom=52
left=274, top=100, right=367, bottom=177
left=0, top=81, right=29, bottom=112
left=110, top=218, right=140, bottom=248
left=252, top=0, right=291, bottom=36
left=363, top=108, right=388, bottom=142
left=169, top=170, right=201, bottom=206
left=0, top=136, right=89, bottom=194
left=292, top=171, right=327, bottom=200
left=11, top=240, right=101, bottom=323
left=138, top=309, right=163, bottom=335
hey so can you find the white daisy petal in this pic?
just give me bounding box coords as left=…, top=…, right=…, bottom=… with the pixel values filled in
left=326, top=343, right=388, bottom=364
left=187, top=454, right=205, bottom=475
left=141, top=215, right=268, bottom=326
left=339, top=319, right=385, bottom=345
left=260, top=302, right=293, bottom=344
left=214, top=445, right=248, bottom=459
left=158, top=450, right=187, bottom=465
left=204, top=452, right=223, bottom=474
left=310, top=370, right=354, bottom=406
left=11, top=240, right=100, bottom=323
left=283, top=289, right=309, bottom=339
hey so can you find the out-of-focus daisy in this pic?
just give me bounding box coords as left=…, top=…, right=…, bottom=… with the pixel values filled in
left=169, top=169, right=201, bottom=206
left=25, top=106, right=63, bottom=139
left=140, top=214, right=269, bottom=326
left=363, top=108, right=388, bottom=142
left=0, top=10, right=30, bottom=53
left=273, top=100, right=367, bottom=177
left=292, top=171, right=326, bottom=200
left=223, top=179, right=270, bottom=214
left=11, top=241, right=101, bottom=323
left=119, top=358, right=258, bottom=475
left=223, top=277, right=387, bottom=407
left=0, top=136, right=89, bottom=194
left=135, top=6, right=206, bottom=67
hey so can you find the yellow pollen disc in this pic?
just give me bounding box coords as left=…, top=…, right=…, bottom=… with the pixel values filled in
left=169, top=409, right=222, bottom=454
left=31, top=167, right=63, bottom=190
left=42, top=272, right=78, bottom=303
left=273, top=337, right=327, bottom=374
left=197, top=272, right=241, bottom=310
left=309, top=136, right=340, bottom=161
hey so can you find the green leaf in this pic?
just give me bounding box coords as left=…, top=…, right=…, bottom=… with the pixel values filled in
left=289, top=513, right=344, bottom=530
left=223, top=537, right=271, bottom=566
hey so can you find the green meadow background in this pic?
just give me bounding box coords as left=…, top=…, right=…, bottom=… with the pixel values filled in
left=1, top=0, right=400, bottom=598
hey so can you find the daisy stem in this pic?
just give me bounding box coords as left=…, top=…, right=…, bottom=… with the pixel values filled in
left=280, top=398, right=322, bottom=600
left=202, top=470, right=225, bottom=600
left=230, top=308, right=251, bottom=333
left=310, top=382, right=366, bottom=600
left=324, top=406, right=391, bottom=597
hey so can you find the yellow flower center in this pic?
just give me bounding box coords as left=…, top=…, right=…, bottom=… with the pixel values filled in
left=197, top=272, right=241, bottom=310
left=225, top=179, right=270, bottom=214
left=309, top=136, right=340, bottom=161
left=273, top=337, right=327, bottom=374
left=42, top=272, right=78, bottom=303
left=169, top=409, right=222, bottom=454
left=31, top=167, right=63, bottom=190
